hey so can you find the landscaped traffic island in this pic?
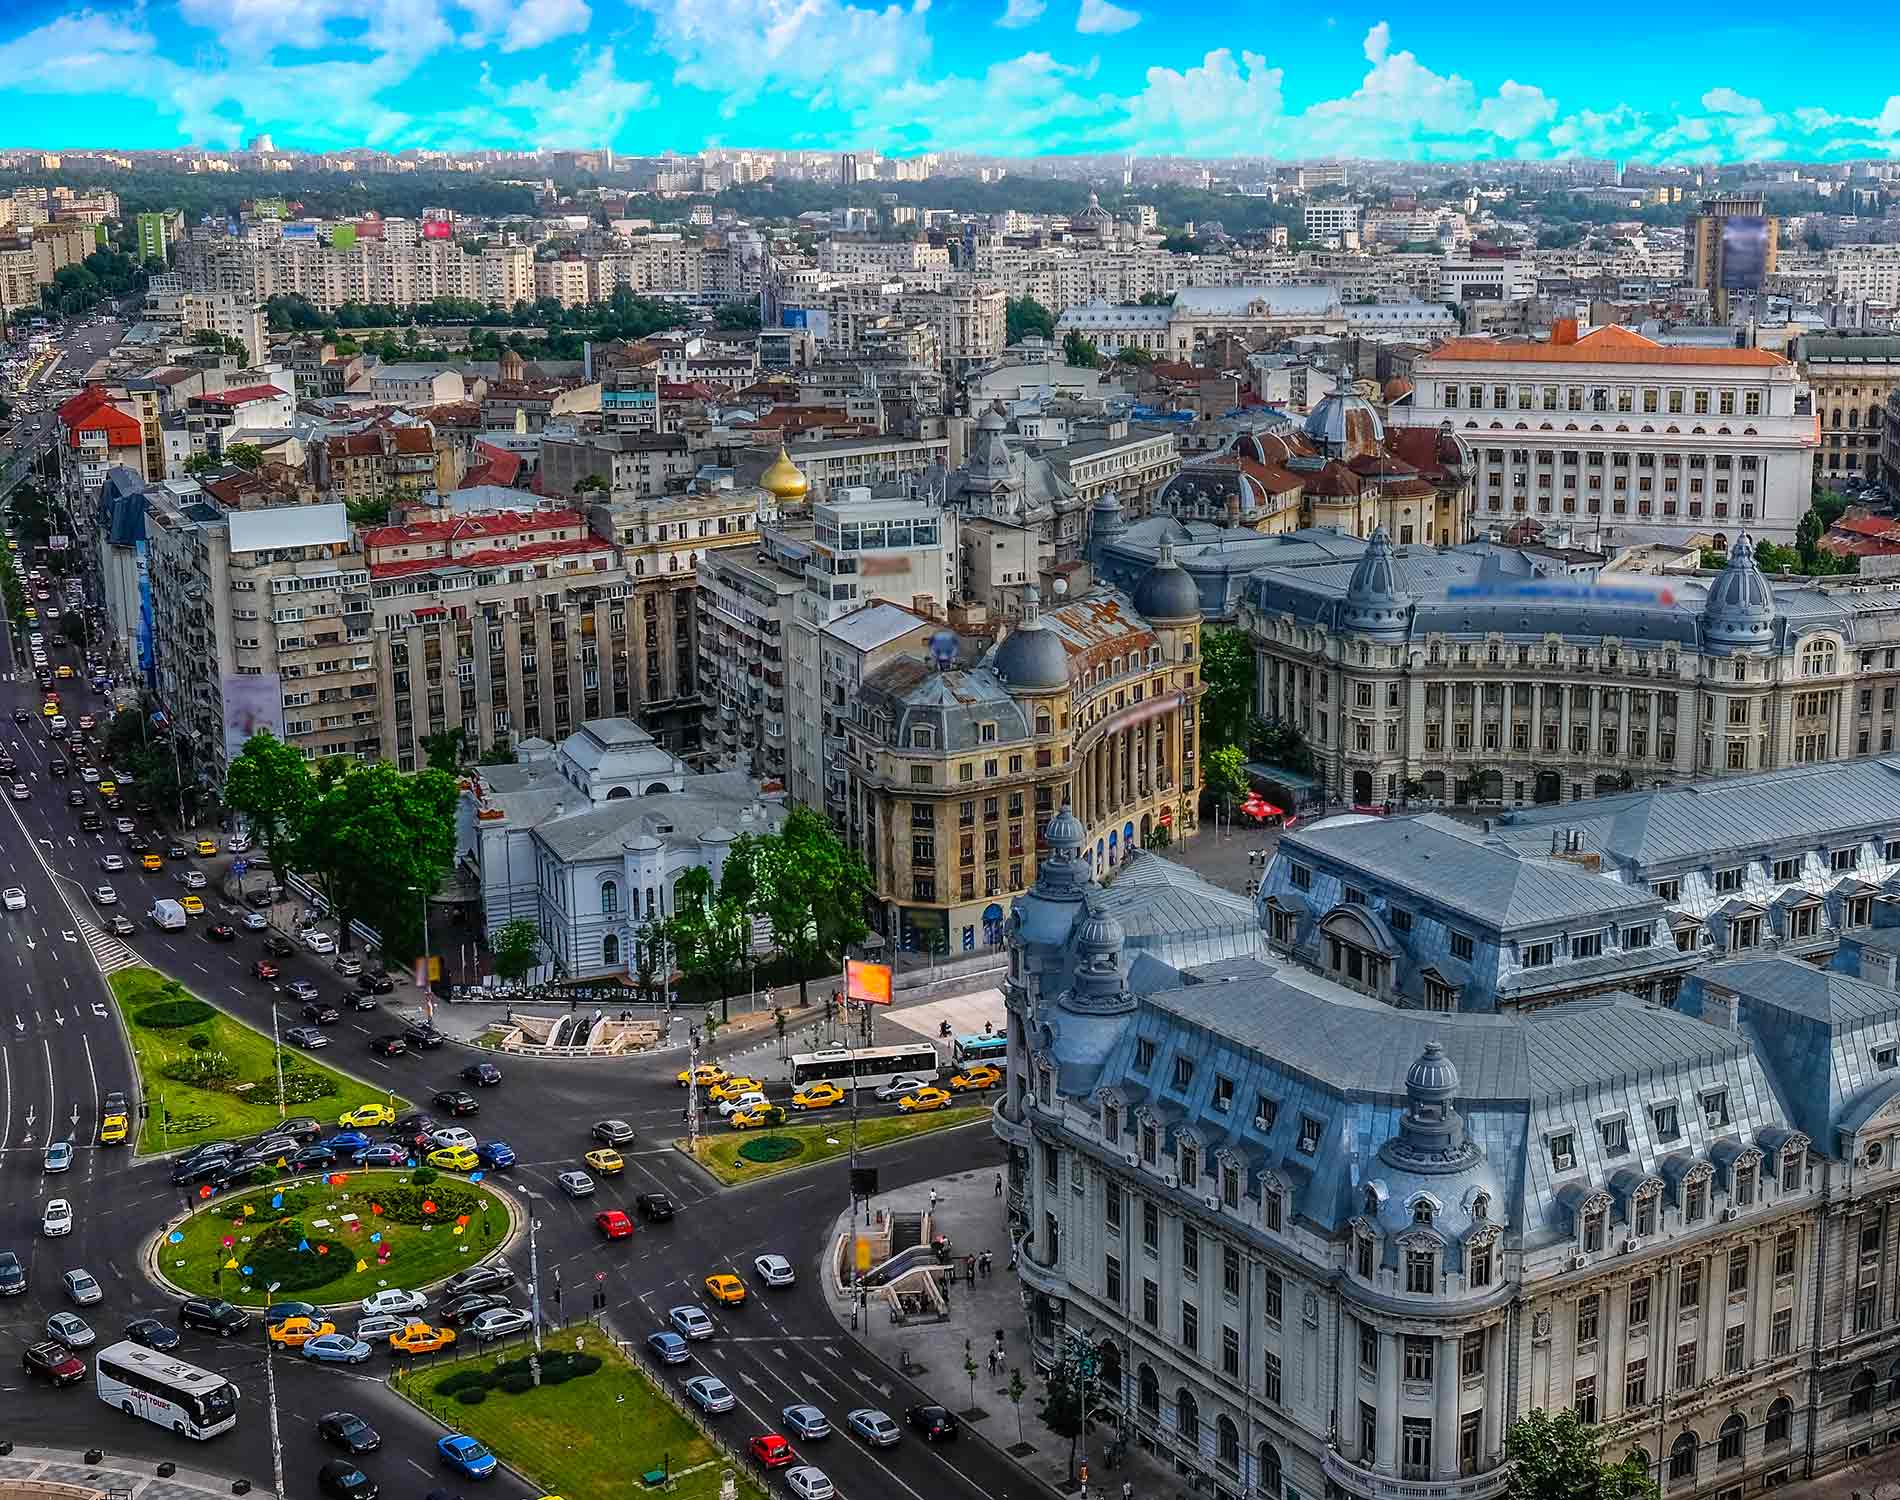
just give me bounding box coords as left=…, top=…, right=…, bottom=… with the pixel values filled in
left=395, top=1326, right=764, bottom=1500
left=113, top=967, right=408, bottom=1153
left=156, top=1169, right=511, bottom=1307
left=685, top=1104, right=991, bottom=1185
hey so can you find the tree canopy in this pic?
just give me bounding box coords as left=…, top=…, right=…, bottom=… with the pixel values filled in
left=489, top=919, right=542, bottom=983
left=1504, top=1409, right=1658, bottom=1500
left=1062, top=330, right=1100, bottom=368
left=1199, top=627, right=1256, bottom=752
left=1006, top=296, right=1055, bottom=345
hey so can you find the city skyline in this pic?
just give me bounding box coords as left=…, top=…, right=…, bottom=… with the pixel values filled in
left=0, top=1, right=1895, bottom=166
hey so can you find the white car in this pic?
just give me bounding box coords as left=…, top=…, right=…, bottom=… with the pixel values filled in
left=874, top=1075, right=933, bottom=1102
left=93, top=885, right=117, bottom=906
left=114, top=818, right=134, bottom=835
left=42, top=1198, right=74, bottom=1236
left=428, top=1126, right=476, bottom=1152
left=754, top=1254, right=795, bottom=1288
left=360, top=1287, right=428, bottom=1318
left=243, top=911, right=269, bottom=930
left=716, top=1092, right=768, bottom=1118
left=81, top=767, right=98, bottom=783
left=302, top=929, right=336, bottom=954
left=2, top=888, right=24, bottom=911
left=785, top=1467, right=835, bottom=1500
left=226, top=833, right=251, bottom=852
left=100, top=853, right=126, bottom=872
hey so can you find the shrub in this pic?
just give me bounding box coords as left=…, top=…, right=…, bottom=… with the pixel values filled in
left=570, top=1353, right=602, bottom=1376
left=454, top=1385, right=487, bottom=1406
left=497, top=1372, right=535, bottom=1395
left=738, top=1135, right=803, bottom=1164
left=410, top=1166, right=439, bottom=1187
left=495, top=1355, right=533, bottom=1378
left=437, top=1369, right=492, bottom=1396
left=539, top=1365, right=571, bottom=1386
left=187, top=1032, right=211, bottom=1051
left=135, top=997, right=215, bottom=1028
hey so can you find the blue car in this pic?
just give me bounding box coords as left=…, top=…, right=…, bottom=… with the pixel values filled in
left=647, top=1331, right=689, bottom=1365
left=329, top=1130, right=372, bottom=1155
left=303, top=1333, right=373, bottom=1365
left=356, top=1144, right=410, bottom=1168
left=475, top=1140, right=515, bottom=1169
left=436, top=1435, right=496, bottom=1480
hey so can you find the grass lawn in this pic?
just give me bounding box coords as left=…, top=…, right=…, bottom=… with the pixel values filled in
left=111, top=967, right=407, bottom=1154
left=685, top=1103, right=990, bottom=1186
left=395, top=1324, right=765, bottom=1500
left=159, top=1170, right=510, bottom=1308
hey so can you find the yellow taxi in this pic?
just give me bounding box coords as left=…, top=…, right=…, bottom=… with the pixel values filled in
left=40, top=700, right=56, bottom=717
left=141, top=853, right=163, bottom=871
left=55, top=664, right=72, bottom=679
left=196, top=838, right=218, bottom=856
left=180, top=895, right=204, bottom=915
left=338, top=1102, right=395, bottom=1128
left=98, top=780, right=116, bottom=797
left=6, top=539, right=16, bottom=551
left=791, top=1081, right=845, bottom=1111
left=389, top=1323, right=457, bottom=1355
left=898, top=1086, right=953, bottom=1114
left=24, top=607, right=35, bottom=621
left=729, top=1105, right=784, bottom=1130
left=428, top=1145, right=480, bottom=1172
left=267, top=1316, right=336, bottom=1348
left=583, top=1148, right=625, bottom=1175
left=707, top=1075, right=763, bottom=1104
left=704, top=1273, right=747, bottom=1306
left=677, top=1062, right=729, bottom=1089
left=99, top=1112, right=129, bottom=1145
left=949, top=1064, right=1003, bottom=1093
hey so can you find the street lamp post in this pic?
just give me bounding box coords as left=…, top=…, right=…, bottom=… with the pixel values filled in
left=270, top=996, right=285, bottom=1120
left=264, top=1280, right=287, bottom=1500
left=524, top=1190, right=544, bottom=1353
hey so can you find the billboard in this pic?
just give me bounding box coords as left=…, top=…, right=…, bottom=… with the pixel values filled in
left=222, top=671, right=285, bottom=762
left=330, top=224, right=357, bottom=250
left=1720, top=216, right=1769, bottom=292
left=422, top=219, right=454, bottom=240
left=280, top=222, right=319, bottom=244
left=846, top=959, right=892, bottom=1006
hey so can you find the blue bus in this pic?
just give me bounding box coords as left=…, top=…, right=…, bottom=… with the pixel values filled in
left=952, top=1033, right=1006, bottom=1068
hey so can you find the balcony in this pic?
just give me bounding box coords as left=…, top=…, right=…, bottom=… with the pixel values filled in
left=1321, top=1450, right=1510, bottom=1500
left=991, top=1092, right=1031, bottom=1148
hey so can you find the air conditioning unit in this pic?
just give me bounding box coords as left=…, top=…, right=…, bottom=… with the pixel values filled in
left=1620, top=1238, right=1639, bottom=1254
left=1122, top=1151, right=1139, bottom=1169
left=1253, top=1116, right=1272, bottom=1131
left=1554, top=1152, right=1576, bottom=1172
left=1569, top=1254, right=1588, bottom=1271
left=1721, top=1207, right=1740, bottom=1223
left=1203, top=1194, right=1221, bottom=1213
left=1164, top=1172, right=1180, bottom=1189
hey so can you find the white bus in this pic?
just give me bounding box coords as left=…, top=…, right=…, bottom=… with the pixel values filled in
left=96, top=1340, right=239, bottom=1439
left=790, top=1042, right=941, bottom=1094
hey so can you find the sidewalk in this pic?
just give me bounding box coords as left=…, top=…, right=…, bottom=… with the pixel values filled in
left=820, top=1166, right=1175, bottom=1500
left=0, top=1445, right=247, bottom=1500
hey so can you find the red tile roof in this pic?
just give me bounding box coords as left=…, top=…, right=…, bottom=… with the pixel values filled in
left=57, top=386, right=112, bottom=425
left=363, top=508, right=587, bottom=549
left=461, top=442, right=524, bottom=489
left=327, top=432, right=381, bottom=459
left=367, top=535, right=611, bottom=581
left=66, top=401, right=142, bottom=449
left=195, top=383, right=289, bottom=407
left=391, top=427, right=435, bottom=455
left=1425, top=326, right=1787, bottom=368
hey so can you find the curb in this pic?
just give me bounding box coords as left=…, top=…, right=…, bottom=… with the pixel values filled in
left=672, top=1110, right=994, bottom=1193
left=139, top=1169, right=529, bottom=1316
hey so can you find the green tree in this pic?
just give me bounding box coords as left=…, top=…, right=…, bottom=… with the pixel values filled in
left=223, top=731, right=315, bottom=884
left=1504, top=1408, right=1658, bottom=1500
left=1007, top=1366, right=1026, bottom=1446
left=222, top=442, right=265, bottom=471
left=1159, top=233, right=1197, bottom=253
left=1205, top=743, right=1250, bottom=816
left=291, top=759, right=458, bottom=957
left=478, top=740, right=518, bottom=767
left=421, top=728, right=468, bottom=773
left=664, top=866, right=750, bottom=1022
left=712, top=300, right=762, bottom=330
left=1198, top=627, right=1256, bottom=752
left=490, top=918, right=542, bottom=982
left=345, top=496, right=394, bottom=527
left=1005, top=296, right=1055, bottom=345
left=571, top=473, right=610, bottom=495
left=1250, top=719, right=1314, bottom=775
left=183, top=453, right=221, bottom=477
left=1061, top=330, right=1099, bottom=368
left=1114, top=345, right=1153, bottom=366
left=753, top=807, right=871, bottom=1009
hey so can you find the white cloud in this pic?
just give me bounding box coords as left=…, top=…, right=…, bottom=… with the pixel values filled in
left=997, top=0, right=1045, bottom=25
left=627, top=0, right=932, bottom=111
left=459, top=0, right=593, bottom=51
left=853, top=51, right=1110, bottom=153
left=178, top=0, right=454, bottom=55
left=1362, top=19, right=1388, bottom=62
left=1076, top=0, right=1137, bottom=35
left=1475, top=81, right=1556, bottom=140
left=482, top=47, right=655, bottom=146
left=1123, top=49, right=1284, bottom=154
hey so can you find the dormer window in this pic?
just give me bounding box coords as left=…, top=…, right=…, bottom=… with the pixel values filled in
left=1140, top=1122, right=1157, bottom=1166
left=1469, top=1239, right=1494, bottom=1287
left=1582, top=1207, right=1606, bottom=1253
left=1412, top=1200, right=1434, bottom=1225
left=1405, top=1247, right=1436, bottom=1294
left=1549, top=1132, right=1576, bottom=1172
left=1356, top=1232, right=1374, bottom=1279
left=1103, top=1103, right=1120, bottom=1143
left=1781, top=1145, right=1804, bottom=1193
left=1171, top=1056, right=1194, bottom=1091
left=1471, top=1193, right=1490, bottom=1222
left=1179, top=1146, right=1198, bottom=1189
left=1297, top=1115, right=1322, bottom=1155
left=1702, top=1089, right=1731, bottom=1128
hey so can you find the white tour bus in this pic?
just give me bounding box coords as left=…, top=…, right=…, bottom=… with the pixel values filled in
left=96, top=1340, right=239, bottom=1439
left=789, top=1042, right=941, bottom=1094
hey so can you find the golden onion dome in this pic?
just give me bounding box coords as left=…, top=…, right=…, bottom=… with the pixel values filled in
left=760, top=444, right=809, bottom=501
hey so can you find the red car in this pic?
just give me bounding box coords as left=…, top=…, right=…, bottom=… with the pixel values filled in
left=253, top=960, right=280, bottom=980
left=749, top=1435, right=795, bottom=1469
left=595, top=1210, right=634, bottom=1240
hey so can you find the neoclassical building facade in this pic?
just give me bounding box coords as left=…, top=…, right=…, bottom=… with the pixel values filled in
left=1236, top=527, right=1900, bottom=809
left=998, top=800, right=1900, bottom=1500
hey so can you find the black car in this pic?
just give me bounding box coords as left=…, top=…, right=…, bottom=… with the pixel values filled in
left=440, top=1292, right=510, bottom=1327
left=0, top=1249, right=26, bottom=1295
left=318, top=1412, right=382, bottom=1455
left=102, top=1090, right=128, bottom=1114
left=279, top=1116, right=323, bottom=1143
left=206, top=923, right=237, bottom=942
left=178, top=1297, right=251, bottom=1337
left=635, top=1192, right=676, bottom=1223
left=442, top=1262, right=518, bottom=1298
left=79, top=811, right=102, bottom=830
left=264, top=934, right=295, bottom=956
left=394, top=1111, right=437, bottom=1137
left=357, top=971, right=395, bottom=995
left=403, top=1022, right=445, bottom=1050
left=461, top=1061, right=503, bottom=1087
left=246, top=889, right=276, bottom=910
left=102, top=794, right=124, bottom=811
left=48, top=760, right=67, bottom=777
left=10, top=709, right=26, bottom=723
left=317, top=1460, right=379, bottom=1500
left=302, top=1002, right=342, bottom=1025
left=292, top=1142, right=338, bottom=1170
left=432, top=1090, right=480, bottom=1117
left=907, top=1405, right=959, bottom=1442
left=65, top=788, right=85, bottom=807
left=124, top=1316, right=181, bottom=1351
left=350, top=993, right=379, bottom=1011
left=170, top=1156, right=227, bottom=1187
left=265, top=1299, right=320, bottom=1326
left=125, top=834, right=152, bottom=853
left=166, top=842, right=191, bottom=860
left=369, top=1034, right=407, bottom=1057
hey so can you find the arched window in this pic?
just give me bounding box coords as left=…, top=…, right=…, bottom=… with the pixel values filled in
left=1258, top=1443, right=1283, bottom=1499
left=1801, top=639, right=1837, bottom=678
left=1848, top=409, right=1860, bottom=429
left=1832, top=407, right=1844, bottom=428
left=1626, top=1448, right=1650, bottom=1476
left=600, top=880, right=619, bottom=915
left=1765, top=1398, right=1792, bottom=1446
left=1217, top=1415, right=1239, bottom=1468
left=1717, top=1414, right=1745, bottom=1463
left=1870, top=405, right=1883, bottom=429
left=1137, top=1364, right=1159, bottom=1415
left=1850, top=1368, right=1876, bottom=1415
left=601, top=933, right=620, bottom=968
left=1176, top=1389, right=1199, bottom=1445
left=1668, top=1431, right=1697, bottom=1481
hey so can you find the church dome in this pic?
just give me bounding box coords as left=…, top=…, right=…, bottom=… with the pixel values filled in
left=992, top=585, right=1071, bottom=692
left=760, top=444, right=809, bottom=501
left=1702, top=533, right=1777, bottom=649
left=1340, top=527, right=1413, bottom=637
left=1303, top=371, right=1386, bottom=460
left=1406, top=1040, right=1460, bottom=1101
left=1045, top=801, right=1086, bottom=856
left=1132, top=539, right=1202, bottom=623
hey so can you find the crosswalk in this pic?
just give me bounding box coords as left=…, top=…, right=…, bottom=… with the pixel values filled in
left=76, top=916, right=138, bottom=975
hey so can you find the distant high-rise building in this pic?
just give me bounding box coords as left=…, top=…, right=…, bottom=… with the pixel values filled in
left=134, top=211, right=171, bottom=265
left=1690, top=192, right=1778, bottom=322
left=840, top=152, right=875, bottom=186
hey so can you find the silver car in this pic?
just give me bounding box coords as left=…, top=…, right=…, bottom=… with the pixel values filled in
left=63, top=1269, right=103, bottom=1306
left=668, top=1305, right=714, bottom=1340
left=845, top=1408, right=900, bottom=1447
left=48, top=1311, right=95, bottom=1347
left=468, top=1307, right=533, bottom=1341
left=782, top=1403, right=830, bottom=1440
left=557, top=1170, right=595, bottom=1197
left=354, top=1313, right=411, bottom=1342
left=686, top=1375, right=735, bottom=1414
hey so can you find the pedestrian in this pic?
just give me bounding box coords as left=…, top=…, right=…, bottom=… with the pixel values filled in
left=1123, top=1482, right=1133, bottom=1500
left=993, top=1172, right=1002, bottom=1198
left=929, top=1187, right=939, bottom=1209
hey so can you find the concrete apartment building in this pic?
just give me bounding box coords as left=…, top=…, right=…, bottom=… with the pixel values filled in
left=539, top=431, right=696, bottom=500
left=1793, top=334, right=1900, bottom=486
left=1410, top=322, right=1818, bottom=548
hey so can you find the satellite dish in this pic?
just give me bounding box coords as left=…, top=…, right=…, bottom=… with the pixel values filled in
left=928, top=630, right=959, bottom=669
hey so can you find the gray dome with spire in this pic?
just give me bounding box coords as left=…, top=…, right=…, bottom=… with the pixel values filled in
left=1341, top=527, right=1413, bottom=637
left=992, top=584, right=1071, bottom=692
left=1303, top=370, right=1385, bottom=459
left=1702, top=533, right=1778, bottom=650
left=1132, top=539, right=1203, bottom=623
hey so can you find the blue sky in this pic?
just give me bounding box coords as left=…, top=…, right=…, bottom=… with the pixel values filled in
left=1, top=1, right=1897, bottom=164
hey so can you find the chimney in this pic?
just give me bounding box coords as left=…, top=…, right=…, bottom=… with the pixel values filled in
left=1551, top=318, right=1580, bottom=347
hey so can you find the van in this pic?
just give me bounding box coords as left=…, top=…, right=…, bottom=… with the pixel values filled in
left=148, top=898, right=187, bottom=931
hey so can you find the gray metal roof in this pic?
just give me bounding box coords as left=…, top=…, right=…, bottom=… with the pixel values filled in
left=1701, top=956, right=1900, bottom=1027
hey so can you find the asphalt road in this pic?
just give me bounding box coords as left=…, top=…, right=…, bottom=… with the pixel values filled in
left=0, top=444, right=1020, bottom=1497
